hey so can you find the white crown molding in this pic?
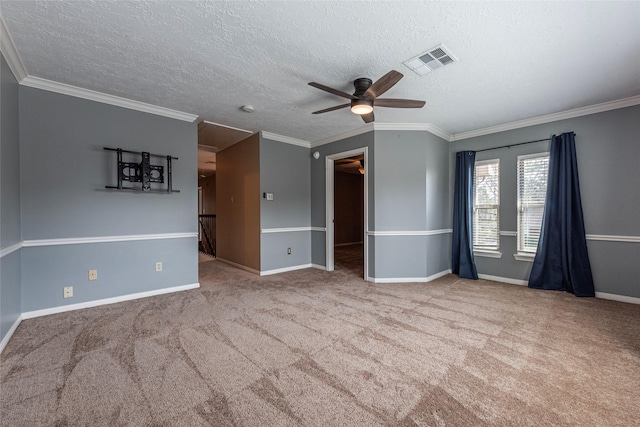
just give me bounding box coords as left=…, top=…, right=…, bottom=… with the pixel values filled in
left=311, top=124, right=375, bottom=147
left=20, top=76, right=198, bottom=122
left=21, top=283, right=200, bottom=320
left=0, top=241, right=22, bottom=259
left=22, top=232, right=197, bottom=247
left=311, top=122, right=454, bottom=148
left=453, top=95, right=640, bottom=141
left=202, top=120, right=251, bottom=134
left=374, top=123, right=453, bottom=141
left=0, top=17, right=27, bottom=81
left=261, top=131, right=311, bottom=148
left=367, top=229, right=452, bottom=236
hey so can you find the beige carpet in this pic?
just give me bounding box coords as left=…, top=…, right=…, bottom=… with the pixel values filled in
left=2, top=252, right=639, bottom=426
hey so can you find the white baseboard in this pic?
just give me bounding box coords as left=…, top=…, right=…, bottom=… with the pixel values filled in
left=478, top=276, right=639, bottom=304
left=371, top=269, right=452, bottom=284
left=311, top=264, right=327, bottom=271
left=478, top=274, right=528, bottom=286
left=216, top=257, right=260, bottom=275
left=21, top=283, right=200, bottom=320
left=595, top=292, right=640, bottom=305
left=260, top=264, right=313, bottom=276
left=427, top=269, right=453, bottom=282
left=0, top=314, right=23, bottom=354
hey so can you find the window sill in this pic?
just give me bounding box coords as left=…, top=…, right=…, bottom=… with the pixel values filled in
left=474, top=250, right=502, bottom=259
left=513, top=253, right=535, bottom=262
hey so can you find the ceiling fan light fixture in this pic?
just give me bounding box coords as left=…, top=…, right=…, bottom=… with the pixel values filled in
left=351, top=99, right=373, bottom=115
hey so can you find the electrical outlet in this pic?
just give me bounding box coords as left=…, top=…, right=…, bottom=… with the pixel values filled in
left=156, top=262, right=163, bottom=272
left=63, top=286, right=73, bottom=298
left=287, top=248, right=291, bottom=255
left=88, top=269, right=97, bottom=281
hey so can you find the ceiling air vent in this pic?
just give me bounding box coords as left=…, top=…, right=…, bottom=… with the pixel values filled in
left=403, top=44, right=457, bottom=76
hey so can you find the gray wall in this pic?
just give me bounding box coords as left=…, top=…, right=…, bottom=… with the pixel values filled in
left=260, top=137, right=311, bottom=271
left=0, top=53, right=22, bottom=342
left=308, top=129, right=451, bottom=280
left=310, top=132, right=375, bottom=266
left=371, top=130, right=451, bottom=279
left=19, top=87, right=198, bottom=311
left=453, top=105, right=640, bottom=297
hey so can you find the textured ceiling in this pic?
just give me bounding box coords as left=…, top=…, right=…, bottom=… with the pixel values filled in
left=2, top=1, right=639, bottom=143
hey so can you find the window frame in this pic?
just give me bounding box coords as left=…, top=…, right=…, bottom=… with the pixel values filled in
left=473, top=158, right=501, bottom=254
left=517, top=152, right=550, bottom=255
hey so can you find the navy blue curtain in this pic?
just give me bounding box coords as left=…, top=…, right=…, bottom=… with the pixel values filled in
left=528, top=132, right=595, bottom=297
left=452, top=151, right=478, bottom=279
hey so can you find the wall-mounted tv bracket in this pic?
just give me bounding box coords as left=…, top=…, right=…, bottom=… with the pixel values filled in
left=104, top=147, right=180, bottom=193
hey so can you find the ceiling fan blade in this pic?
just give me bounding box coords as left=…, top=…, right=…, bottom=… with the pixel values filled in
left=361, top=112, right=375, bottom=123
left=374, top=98, right=426, bottom=108
left=363, top=70, right=403, bottom=99
left=308, top=82, right=357, bottom=100
left=312, top=103, right=351, bottom=114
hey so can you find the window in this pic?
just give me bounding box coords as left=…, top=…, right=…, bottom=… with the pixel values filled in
left=473, top=159, right=500, bottom=251
left=517, top=153, right=549, bottom=253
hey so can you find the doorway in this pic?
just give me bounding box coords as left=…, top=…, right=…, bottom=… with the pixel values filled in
left=197, top=120, right=252, bottom=261
left=325, top=147, right=369, bottom=280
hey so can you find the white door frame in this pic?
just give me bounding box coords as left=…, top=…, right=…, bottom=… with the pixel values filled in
left=325, top=147, right=369, bottom=280
left=198, top=186, right=203, bottom=241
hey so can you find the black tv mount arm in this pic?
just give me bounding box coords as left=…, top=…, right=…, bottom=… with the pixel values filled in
left=104, top=147, right=180, bottom=193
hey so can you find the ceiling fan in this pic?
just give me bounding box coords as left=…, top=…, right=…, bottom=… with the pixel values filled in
left=308, top=70, right=425, bottom=123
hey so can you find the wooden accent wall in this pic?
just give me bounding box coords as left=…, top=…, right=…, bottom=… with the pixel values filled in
left=216, top=134, right=260, bottom=271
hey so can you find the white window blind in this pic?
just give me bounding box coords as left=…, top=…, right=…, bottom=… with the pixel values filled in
left=473, top=159, right=500, bottom=251
left=517, top=153, right=549, bottom=253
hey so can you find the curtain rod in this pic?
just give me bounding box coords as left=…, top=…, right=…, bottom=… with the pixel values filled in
left=474, top=137, right=551, bottom=153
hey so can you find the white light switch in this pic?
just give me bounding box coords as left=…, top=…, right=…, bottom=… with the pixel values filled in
left=266, top=193, right=274, bottom=201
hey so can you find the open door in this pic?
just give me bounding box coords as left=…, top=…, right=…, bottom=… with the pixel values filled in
left=325, top=147, right=369, bottom=280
